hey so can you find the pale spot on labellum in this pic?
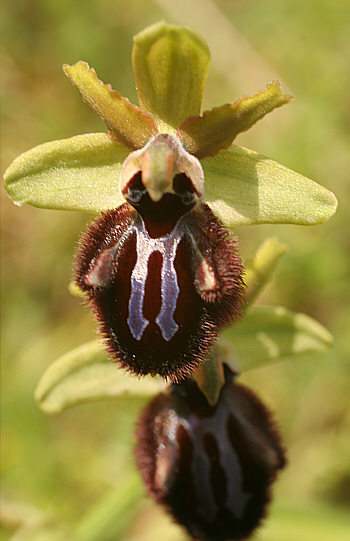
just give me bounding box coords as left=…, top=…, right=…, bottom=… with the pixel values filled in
left=196, top=258, right=217, bottom=297
left=186, top=398, right=251, bottom=522
left=84, top=245, right=118, bottom=287
left=154, top=409, right=179, bottom=491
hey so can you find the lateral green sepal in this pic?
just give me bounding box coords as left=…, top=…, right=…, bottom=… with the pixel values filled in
left=4, top=133, right=128, bottom=211
left=202, top=145, right=338, bottom=226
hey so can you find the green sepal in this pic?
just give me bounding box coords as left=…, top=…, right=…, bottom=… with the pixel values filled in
left=193, top=338, right=242, bottom=406
left=63, top=62, right=157, bottom=149
left=35, top=340, right=162, bottom=414
left=4, top=133, right=129, bottom=212
left=192, top=344, right=225, bottom=406
left=194, top=238, right=290, bottom=406
left=221, top=305, right=333, bottom=372
left=132, top=22, right=211, bottom=132
left=202, top=145, right=338, bottom=226
left=178, top=81, right=292, bottom=159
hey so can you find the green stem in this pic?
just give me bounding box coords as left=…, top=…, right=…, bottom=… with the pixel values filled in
left=74, top=472, right=144, bottom=541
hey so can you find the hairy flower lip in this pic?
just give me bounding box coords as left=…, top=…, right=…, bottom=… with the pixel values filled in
left=74, top=202, right=245, bottom=381
left=2, top=22, right=337, bottom=384
left=135, top=363, right=286, bottom=541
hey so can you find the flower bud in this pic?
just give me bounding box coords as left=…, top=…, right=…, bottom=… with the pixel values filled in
left=135, top=365, right=286, bottom=540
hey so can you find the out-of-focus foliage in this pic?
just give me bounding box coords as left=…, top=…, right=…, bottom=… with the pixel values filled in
left=1, top=1, right=349, bottom=540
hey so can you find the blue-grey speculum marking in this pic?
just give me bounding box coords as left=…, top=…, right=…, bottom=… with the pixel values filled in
left=128, top=215, right=187, bottom=341
left=183, top=404, right=251, bottom=522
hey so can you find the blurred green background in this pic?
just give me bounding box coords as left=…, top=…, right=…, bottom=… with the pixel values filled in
left=1, top=0, right=350, bottom=540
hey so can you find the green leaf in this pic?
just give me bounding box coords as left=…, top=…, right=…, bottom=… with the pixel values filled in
left=221, top=305, right=333, bottom=371
left=75, top=474, right=143, bottom=541
left=35, top=340, right=162, bottom=414
left=6, top=523, right=77, bottom=541
left=132, top=21, right=211, bottom=132
left=258, top=502, right=350, bottom=541
left=178, top=81, right=292, bottom=159
left=202, top=145, right=338, bottom=226
left=4, top=133, right=129, bottom=212
left=63, top=62, right=157, bottom=150
left=244, top=237, right=289, bottom=305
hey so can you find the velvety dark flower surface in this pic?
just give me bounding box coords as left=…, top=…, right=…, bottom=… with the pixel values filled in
left=75, top=186, right=244, bottom=380
left=135, top=365, right=286, bottom=540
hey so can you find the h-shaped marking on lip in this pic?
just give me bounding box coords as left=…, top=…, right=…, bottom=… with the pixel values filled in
left=127, top=216, right=186, bottom=341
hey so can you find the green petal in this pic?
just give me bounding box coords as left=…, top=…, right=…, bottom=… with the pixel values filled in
left=35, top=340, right=162, bottom=414
left=178, top=81, right=292, bottom=158
left=221, top=305, right=333, bottom=372
left=4, top=133, right=129, bottom=212
left=132, top=22, right=211, bottom=132
left=202, top=145, right=338, bottom=226
left=63, top=62, right=157, bottom=149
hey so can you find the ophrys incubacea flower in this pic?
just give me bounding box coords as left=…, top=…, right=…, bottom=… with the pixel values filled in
left=3, top=22, right=337, bottom=380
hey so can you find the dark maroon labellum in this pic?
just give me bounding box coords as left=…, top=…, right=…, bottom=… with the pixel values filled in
left=135, top=365, right=286, bottom=541
left=75, top=184, right=244, bottom=380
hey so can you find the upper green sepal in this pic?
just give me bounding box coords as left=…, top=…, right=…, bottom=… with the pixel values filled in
left=132, top=21, right=211, bottom=132
left=63, top=62, right=157, bottom=149
left=202, top=145, right=338, bottom=226
left=178, top=81, right=292, bottom=158
left=4, top=133, right=128, bottom=212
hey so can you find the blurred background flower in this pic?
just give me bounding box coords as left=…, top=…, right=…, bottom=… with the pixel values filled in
left=1, top=1, right=349, bottom=540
